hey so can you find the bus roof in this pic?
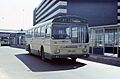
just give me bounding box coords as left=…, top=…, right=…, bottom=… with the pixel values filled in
left=27, top=15, right=87, bottom=31
left=53, top=15, right=87, bottom=23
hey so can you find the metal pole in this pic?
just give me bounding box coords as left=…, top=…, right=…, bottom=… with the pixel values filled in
left=103, top=28, right=105, bottom=55
left=117, top=27, right=119, bottom=57
left=92, top=29, right=94, bottom=55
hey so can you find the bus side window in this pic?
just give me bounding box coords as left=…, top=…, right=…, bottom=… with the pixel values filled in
left=25, top=31, right=28, bottom=37
left=29, top=30, right=32, bottom=37
left=45, top=25, right=51, bottom=37
left=30, top=29, right=34, bottom=38
left=38, top=27, right=41, bottom=37
left=31, top=30, right=34, bottom=37
left=46, top=27, right=51, bottom=38
left=34, top=28, right=37, bottom=37
left=40, top=26, right=45, bottom=37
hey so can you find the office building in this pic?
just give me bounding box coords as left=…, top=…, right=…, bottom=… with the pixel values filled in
left=33, top=0, right=117, bottom=26
left=33, top=0, right=67, bottom=26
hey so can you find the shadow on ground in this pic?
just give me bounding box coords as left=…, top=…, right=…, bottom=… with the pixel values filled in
left=15, top=54, right=86, bottom=72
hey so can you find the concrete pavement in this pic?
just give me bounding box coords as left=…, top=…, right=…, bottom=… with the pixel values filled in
left=0, top=46, right=120, bottom=79
left=82, top=54, right=120, bottom=67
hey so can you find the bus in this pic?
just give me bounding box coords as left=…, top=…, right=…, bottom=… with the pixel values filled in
left=25, top=15, right=89, bottom=61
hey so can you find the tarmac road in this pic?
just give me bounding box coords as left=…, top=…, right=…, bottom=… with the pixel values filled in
left=0, top=46, right=120, bottom=79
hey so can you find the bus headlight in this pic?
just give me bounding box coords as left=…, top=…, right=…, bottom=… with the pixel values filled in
left=82, top=48, right=87, bottom=53
left=54, top=49, right=60, bottom=54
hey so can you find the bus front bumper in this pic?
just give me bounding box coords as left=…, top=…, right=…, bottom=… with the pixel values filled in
left=45, top=53, right=89, bottom=59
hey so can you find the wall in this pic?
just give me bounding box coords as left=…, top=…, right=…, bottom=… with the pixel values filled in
left=67, top=0, right=117, bottom=26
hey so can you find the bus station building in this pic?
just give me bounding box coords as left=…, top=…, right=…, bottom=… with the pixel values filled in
left=0, top=29, right=25, bottom=48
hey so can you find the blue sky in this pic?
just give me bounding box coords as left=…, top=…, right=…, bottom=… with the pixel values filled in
left=0, top=0, right=42, bottom=30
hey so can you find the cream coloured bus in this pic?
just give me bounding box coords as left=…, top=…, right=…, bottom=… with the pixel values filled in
left=25, top=15, right=89, bottom=61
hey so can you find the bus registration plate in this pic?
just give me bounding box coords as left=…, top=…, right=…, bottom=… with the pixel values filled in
left=68, top=50, right=76, bottom=52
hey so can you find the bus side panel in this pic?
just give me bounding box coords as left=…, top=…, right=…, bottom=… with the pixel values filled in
left=30, top=37, right=43, bottom=55
left=43, top=39, right=53, bottom=59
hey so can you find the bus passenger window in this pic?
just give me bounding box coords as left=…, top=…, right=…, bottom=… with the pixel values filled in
left=46, top=27, right=51, bottom=38
left=40, top=26, right=45, bottom=37
left=37, top=28, right=41, bottom=37
left=34, top=28, right=38, bottom=37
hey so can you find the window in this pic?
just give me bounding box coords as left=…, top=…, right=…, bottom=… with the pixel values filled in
left=37, top=27, right=41, bottom=37
left=52, top=24, right=70, bottom=39
left=93, top=29, right=103, bottom=47
left=34, top=27, right=41, bottom=37
left=34, top=28, right=38, bottom=37
left=29, top=30, right=32, bottom=37
left=72, top=27, right=77, bottom=37
left=89, top=29, right=94, bottom=47
left=52, top=23, right=88, bottom=43
left=31, top=29, right=34, bottom=37
left=71, top=24, right=88, bottom=43
left=46, top=25, right=51, bottom=38
left=26, top=31, right=29, bottom=38
left=40, top=26, right=45, bottom=37
left=80, top=26, right=85, bottom=43
left=105, top=29, right=118, bottom=47
left=66, top=28, right=70, bottom=39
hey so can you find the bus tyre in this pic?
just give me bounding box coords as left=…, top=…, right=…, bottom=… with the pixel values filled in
left=85, top=54, right=89, bottom=58
left=25, top=45, right=29, bottom=51
left=71, top=58, right=76, bottom=62
left=41, top=47, right=46, bottom=61
left=28, top=45, right=32, bottom=55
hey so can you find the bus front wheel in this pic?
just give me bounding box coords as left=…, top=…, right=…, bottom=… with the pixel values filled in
left=41, top=47, right=46, bottom=61
left=71, top=58, right=76, bottom=62
left=28, top=45, right=32, bottom=55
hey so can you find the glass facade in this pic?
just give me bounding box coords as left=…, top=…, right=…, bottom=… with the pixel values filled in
left=91, top=29, right=104, bottom=47
left=105, top=29, right=118, bottom=47
left=90, top=25, right=120, bottom=57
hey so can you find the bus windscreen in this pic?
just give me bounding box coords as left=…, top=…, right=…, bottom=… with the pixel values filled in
left=52, top=24, right=89, bottom=43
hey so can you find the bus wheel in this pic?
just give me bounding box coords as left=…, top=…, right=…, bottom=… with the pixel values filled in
left=71, top=58, right=76, bottom=62
left=41, top=47, right=46, bottom=61
left=85, top=54, right=89, bottom=58
left=28, top=45, right=32, bottom=55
